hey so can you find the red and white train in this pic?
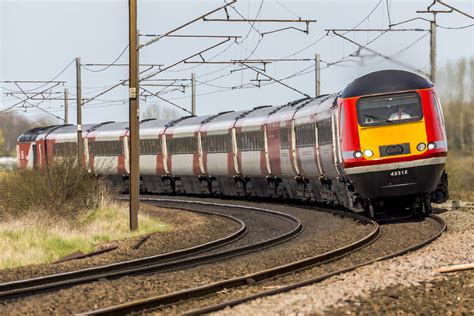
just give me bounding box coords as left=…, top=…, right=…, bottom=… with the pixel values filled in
left=17, top=70, right=449, bottom=217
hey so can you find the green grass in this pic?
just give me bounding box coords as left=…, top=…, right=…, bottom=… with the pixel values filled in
left=0, top=202, right=169, bottom=269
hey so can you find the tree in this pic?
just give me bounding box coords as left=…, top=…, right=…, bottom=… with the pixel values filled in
left=438, top=56, right=474, bottom=154
left=0, top=129, right=7, bottom=156
left=0, top=112, right=56, bottom=157
left=141, top=103, right=180, bottom=120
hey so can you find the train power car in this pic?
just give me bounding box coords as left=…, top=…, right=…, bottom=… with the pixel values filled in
left=17, top=70, right=449, bottom=218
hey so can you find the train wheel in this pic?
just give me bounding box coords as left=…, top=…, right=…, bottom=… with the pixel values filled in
left=422, top=195, right=432, bottom=215
left=364, top=200, right=375, bottom=219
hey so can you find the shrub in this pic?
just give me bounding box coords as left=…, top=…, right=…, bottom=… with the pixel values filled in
left=0, top=155, right=108, bottom=221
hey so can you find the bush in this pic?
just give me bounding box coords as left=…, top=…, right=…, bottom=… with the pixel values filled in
left=445, top=154, right=474, bottom=201
left=0, top=155, right=108, bottom=221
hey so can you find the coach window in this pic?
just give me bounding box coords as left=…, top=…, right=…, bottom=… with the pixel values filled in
left=167, top=137, right=197, bottom=155
left=89, top=141, right=123, bottom=156
left=236, top=130, right=264, bottom=151
left=54, top=142, right=76, bottom=157
left=140, top=138, right=161, bottom=155
left=295, top=123, right=316, bottom=148
left=279, top=127, right=290, bottom=149
left=317, top=119, right=332, bottom=145
left=201, top=134, right=231, bottom=153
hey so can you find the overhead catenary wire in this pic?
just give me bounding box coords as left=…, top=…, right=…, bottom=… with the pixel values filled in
left=276, top=0, right=301, bottom=19
left=236, top=0, right=265, bottom=43
left=389, top=32, right=430, bottom=57
left=342, top=0, right=383, bottom=35
left=436, top=23, right=474, bottom=29
left=27, top=59, right=75, bottom=91
left=81, top=44, right=129, bottom=73
left=77, top=1, right=397, bottom=110
left=332, top=31, right=430, bottom=77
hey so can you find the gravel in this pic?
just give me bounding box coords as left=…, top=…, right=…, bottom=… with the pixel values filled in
left=212, top=209, right=474, bottom=315
left=0, top=202, right=240, bottom=283
left=159, top=213, right=440, bottom=314
left=328, top=270, right=473, bottom=315
left=0, top=201, right=371, bottom=315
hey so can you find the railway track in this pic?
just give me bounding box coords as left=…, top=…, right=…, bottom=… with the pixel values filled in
left=82, top=214, right=445, bottom=316
left=0, top=198, right=445, bottom=315
left=0, top=198, right=302, bottom=302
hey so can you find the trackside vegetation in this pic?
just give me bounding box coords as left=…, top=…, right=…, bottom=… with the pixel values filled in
left=0, top=157, right=169, bottom=269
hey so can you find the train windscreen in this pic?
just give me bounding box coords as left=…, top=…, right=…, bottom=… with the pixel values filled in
left=356, top=92, right=423, bottom=127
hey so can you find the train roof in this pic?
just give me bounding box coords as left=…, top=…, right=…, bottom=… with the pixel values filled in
left=140, top=118, right=173, bottom=129
left=174, top=115, right=212, bottom=126
left=91, top=121, right=129, bottom=131
left=18, top=125, right=58, bottom=142
left=49, top=124, right=95, bottom=134
left=340, top=70, right=433, bottom=98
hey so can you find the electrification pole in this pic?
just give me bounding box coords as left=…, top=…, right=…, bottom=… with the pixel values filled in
left=417, top=2, right=452, bottom=83
left=191, top=72, right=196, bottom=116
left=315, top=53, right=320, bottom=97
left=64, top=88, right=69, bottom=124
left=129, top=0, right=139, bottom=231
left=429, top=17, right=437, bottom=83
left=75, top=57, right=83, bottom=163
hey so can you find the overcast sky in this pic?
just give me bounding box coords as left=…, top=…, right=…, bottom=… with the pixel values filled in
left=1, top=0, right=473, bottom=124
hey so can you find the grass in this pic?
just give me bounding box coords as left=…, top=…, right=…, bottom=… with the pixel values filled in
left=0, top=201, right=169, bottom=269
left=0, top=158, right=170, bottom=269
left=445, top=153, right=474, bottom=201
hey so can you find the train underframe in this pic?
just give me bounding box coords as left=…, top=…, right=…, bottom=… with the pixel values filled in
left=349, top=163, right=449, bottom=218
left=113, top=163, right=448, bottom=219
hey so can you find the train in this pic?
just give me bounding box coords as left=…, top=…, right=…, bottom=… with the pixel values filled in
left=17, top=69, right=449, bottom=218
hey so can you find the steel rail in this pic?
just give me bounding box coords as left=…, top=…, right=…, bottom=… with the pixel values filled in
left=181, top=215, right=446, bottom=315
left=0, top=199, right=301, bottom=302
left=81, top=211, right=380, bottom=315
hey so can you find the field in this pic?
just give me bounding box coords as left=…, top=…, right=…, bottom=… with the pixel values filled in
left=0, top=201, right=169, bottom=269
left=445, top=154, right=474, bottom=201
left=0, top=162, right=169, bottom=269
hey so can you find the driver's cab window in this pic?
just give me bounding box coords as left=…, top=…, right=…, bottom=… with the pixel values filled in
left=357, top=92, right=423, bottom=127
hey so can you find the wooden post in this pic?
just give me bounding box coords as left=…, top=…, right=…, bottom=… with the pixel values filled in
left=75, top=57, right=83, bottom=163
left=64, top=88, right=69, bottom=124
left=191, top=72, right=196, bottom=116
left=128, top=0, right=139, bottom=231
left=315, top=53, right=320, bottom=97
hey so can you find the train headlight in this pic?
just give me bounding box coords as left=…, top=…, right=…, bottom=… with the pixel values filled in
left=363, top=149, right=374, bottom=158
left=427, top=142, right=437, bottom=150
left=417, top=142, right=427, bottom=151
left=353, top=151, right=363, bottom=159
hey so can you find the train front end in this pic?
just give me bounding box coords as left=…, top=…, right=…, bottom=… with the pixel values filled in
left=339, top=70, right=448, bottom=215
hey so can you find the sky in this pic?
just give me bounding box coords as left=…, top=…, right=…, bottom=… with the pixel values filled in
left=0, top=0, right=473, bottom=124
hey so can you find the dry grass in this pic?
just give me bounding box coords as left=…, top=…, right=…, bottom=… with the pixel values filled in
left=0, top=156, right=104, bottom=220
left=446, top=154, right=474, bottom=201
left=0, top=158, right=169, bottom=269
left=0, top=201, right=169, bottom=269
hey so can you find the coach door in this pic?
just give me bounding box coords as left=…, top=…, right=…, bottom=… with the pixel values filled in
left=32, top=144, right=38, bottom=169
left=317, top=117, right=335, bottom=178
left=331, top=109, right=343, bottom=177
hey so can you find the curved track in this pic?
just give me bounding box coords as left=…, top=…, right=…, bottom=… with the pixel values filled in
left=0, top=199, right=301, bottom=302
left=83, top=215, right=445, bottom=316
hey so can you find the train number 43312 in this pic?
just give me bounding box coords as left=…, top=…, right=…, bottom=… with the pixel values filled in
left=390, top=170, right=408, bottom=176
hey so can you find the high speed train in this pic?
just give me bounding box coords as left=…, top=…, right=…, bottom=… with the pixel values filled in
left=17, top=70, right=449, bottom=218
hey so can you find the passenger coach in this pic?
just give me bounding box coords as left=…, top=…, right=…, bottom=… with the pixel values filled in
left=17, top=70, right=448, bottom=218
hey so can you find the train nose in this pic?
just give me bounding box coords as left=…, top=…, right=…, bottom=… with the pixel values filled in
left=347, top=158, right=446, bottom=199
